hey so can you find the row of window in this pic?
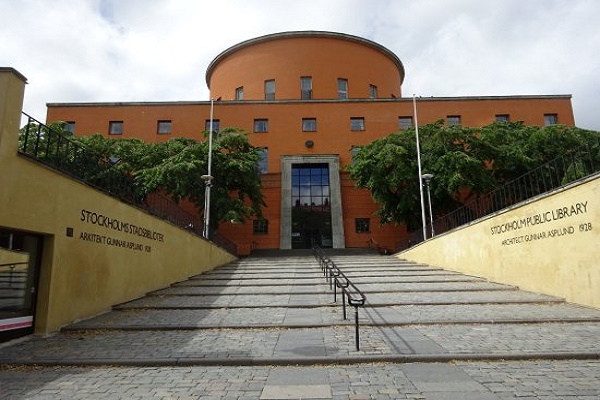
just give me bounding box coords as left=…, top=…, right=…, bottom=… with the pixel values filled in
left=106, top=120, right=173, bottom=136
left=254, top=117, right=367, bottom=133
left=100, top=117, right=366, bottom=135
left=65, top=113, right=561, bottom=136
left=255, top=113, right=559, bottom=133
left=397, top=113, right=559, bottom=128
left=252, top=218, right=371, bottom=234
left=235, top=77, right=379, bottom=101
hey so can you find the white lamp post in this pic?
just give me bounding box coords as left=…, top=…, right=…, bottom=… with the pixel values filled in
left=202, top=98, right=215, bottom=239
left=413, top=94, right=427, bottom=241
left=422, top=173, right=434, bottom=238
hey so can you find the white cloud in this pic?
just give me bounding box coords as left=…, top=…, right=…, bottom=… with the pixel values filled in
left=1, top=0, right=598, bottom=129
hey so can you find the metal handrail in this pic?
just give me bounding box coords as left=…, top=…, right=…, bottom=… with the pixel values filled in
left=397, top=136, right=600, bottom=251
left=313, top=245, right=367, bottom=351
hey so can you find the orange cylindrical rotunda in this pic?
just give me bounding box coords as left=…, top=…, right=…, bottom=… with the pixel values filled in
left=205, top=31, right=405, bottom=101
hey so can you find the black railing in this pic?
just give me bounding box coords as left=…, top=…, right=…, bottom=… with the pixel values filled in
left=18, top=113, right=236, bottom=253
left=209, top=231, right=238, bottom=256
left=397, top=137, right=600, bottom=251
left=20, top=113, right=150, bottom=204
left=313, top=245, right=366, bottom=351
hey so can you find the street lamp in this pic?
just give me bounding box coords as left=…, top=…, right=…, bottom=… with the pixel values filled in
left=201, top=174, right=213, bottom=238
left=421, top=173, right=434, bottom=238
left=202, top=98, right=215, bottom=239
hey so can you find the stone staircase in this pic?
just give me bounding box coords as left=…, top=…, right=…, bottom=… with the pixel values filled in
left=2, top=251, right=600, bottom=366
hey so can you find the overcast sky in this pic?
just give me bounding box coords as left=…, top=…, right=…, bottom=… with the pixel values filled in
left=2, top=0, right=599, bottom=130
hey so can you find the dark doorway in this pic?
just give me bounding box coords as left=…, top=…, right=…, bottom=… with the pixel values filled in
left=291, top=164, right=332, bottom=249
left=0, top=228, right=43, bottom=342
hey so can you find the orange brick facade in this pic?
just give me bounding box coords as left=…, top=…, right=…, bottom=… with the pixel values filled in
left=46, top=31, right=575, bottom=255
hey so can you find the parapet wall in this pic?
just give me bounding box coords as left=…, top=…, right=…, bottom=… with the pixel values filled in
left=399, top=174, right=600, bottom=309
left=0, top=68, right=236, bottom=333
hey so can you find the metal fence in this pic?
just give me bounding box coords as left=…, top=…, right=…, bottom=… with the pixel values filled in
left=18, top=113, right=237, bottom=254
left=397, top=136, right=600, bottom=251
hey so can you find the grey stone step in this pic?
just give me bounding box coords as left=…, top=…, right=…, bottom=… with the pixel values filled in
left=65, top=303, right=600, bottom=330
left=2, top=322, right=599, bottom=366
left=116, top=289, right=563, bottom=310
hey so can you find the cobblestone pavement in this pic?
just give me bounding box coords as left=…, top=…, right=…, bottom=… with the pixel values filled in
left=1, top=252, right=599, bottom=399
left=1, top=361, right=599, bottom=399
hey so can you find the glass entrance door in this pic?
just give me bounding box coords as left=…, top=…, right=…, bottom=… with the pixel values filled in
left=0, top=228, right=42, bottom=342
left=291, top=164, right=332, bottom=248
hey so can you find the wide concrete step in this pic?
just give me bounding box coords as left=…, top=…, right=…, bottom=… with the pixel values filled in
left=173, top=275, right=485, bottom=287
left=152, top=280, right=515, bottom=295
left=116, top=289, right=563, bottom=309
left=65, top=302, right=600, bottom=330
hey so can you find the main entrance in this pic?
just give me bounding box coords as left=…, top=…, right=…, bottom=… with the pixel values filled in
left=0, top=228, right=42, bottom=342
left=291, top=163, right=332, bottom=248
left=280, top=155, right=345, bottom=249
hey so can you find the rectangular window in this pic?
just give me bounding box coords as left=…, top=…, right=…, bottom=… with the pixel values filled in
left=302, top=118, right=317, bottom=132
left=108, top=121, right=123, bottom=135
left=258, top=148, right=268, bottom=174
left=495, top=114, right=510, bottom=122
left=65, top=121, right=76, bottom=134
left=369, top=84, right=378, bottom=99
left=235, top=86, right=244, bottom=100
left=447, top=115, right=461, bottom=126
left=338, top=78, right=348, bottom=99
left=351, top=147, right=361, bottom=164
left=355, top=218, right=370, bottom=233
left=253, top=219, right=269, bottom=234
left=301, top=76, right=312, bottom=99
left=254, top=118, right=269, bottom=133
left=398, top=116, right=413, bottom=130
left=157, top=120, right=172, bottom=135
left=350, top=117, right=365, bottom=131
left=264, top=79, right=275, bottom=100
left=544, top=113, right=558, bottom=126
left=205, top=119, right=220, bottom=133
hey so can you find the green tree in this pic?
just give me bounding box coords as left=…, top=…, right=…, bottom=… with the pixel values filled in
left=74, top=134, right=150, bottom=202
left=349, top=121, right=493, bottom=230
left=76, top=129, right=265, bottom=228
left=19, top=120, right=76, bottom=167
left=476, top=122, right=600, bottom=190
left=348, top=121, right=600, bottom=230
left=19, top=121, right=265, bottom=229
left=19, top=121, right=137, bottom=200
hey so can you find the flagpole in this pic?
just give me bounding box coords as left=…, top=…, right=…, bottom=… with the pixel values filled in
left=202, top=98, right=214, bottom=239
left=413, top=94, right=427, bottom=240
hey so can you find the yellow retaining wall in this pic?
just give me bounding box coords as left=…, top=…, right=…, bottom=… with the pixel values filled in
left=0, top=68, right=236, bottom=333
left=400, top=175, right=600, bottom=309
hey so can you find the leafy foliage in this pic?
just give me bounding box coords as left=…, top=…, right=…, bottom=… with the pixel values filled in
left=348, top=121, right=600, bottom=230
left=134, top=128, right=265, bottom=227
left=19, top=122, right=265, bottom=228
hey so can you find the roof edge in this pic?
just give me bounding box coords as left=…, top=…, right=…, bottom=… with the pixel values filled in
left=0, top=67, right=27, bottom=83
left=204, top=31, right=405, bottom=89
left=46, top=94, right=573, bottom=108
